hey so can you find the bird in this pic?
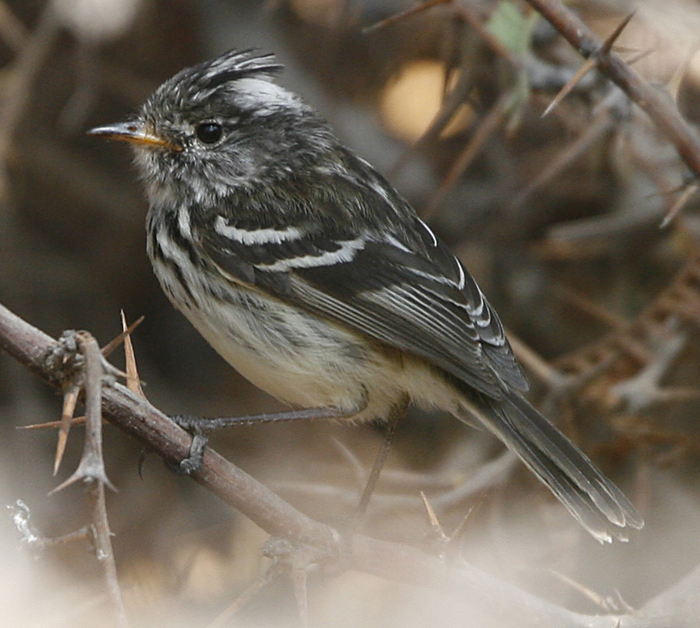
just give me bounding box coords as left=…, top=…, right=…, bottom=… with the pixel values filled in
left=89, top=48, right=643, bottom=543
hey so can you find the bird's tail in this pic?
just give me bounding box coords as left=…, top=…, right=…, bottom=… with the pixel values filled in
left=459, top=391, right=643, bottom=543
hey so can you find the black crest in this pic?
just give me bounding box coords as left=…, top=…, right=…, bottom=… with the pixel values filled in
left=191, top=49, right=283, bottom=93
left=142, top=49, right=286, bottom=117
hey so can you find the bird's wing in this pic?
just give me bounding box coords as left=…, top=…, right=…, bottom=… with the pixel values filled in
left=198, top=158, right=527, bottom=398
left=198, top=188, right=527, bottom=400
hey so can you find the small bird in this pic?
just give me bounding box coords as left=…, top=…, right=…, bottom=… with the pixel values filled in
left=90, top=49, right=642, bottom=542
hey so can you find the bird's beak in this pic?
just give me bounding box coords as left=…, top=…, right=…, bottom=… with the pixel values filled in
left=88, top=121, right=182, bottom=152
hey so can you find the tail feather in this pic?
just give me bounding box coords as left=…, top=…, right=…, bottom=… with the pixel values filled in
left=460, top=391, right=643, bottom=543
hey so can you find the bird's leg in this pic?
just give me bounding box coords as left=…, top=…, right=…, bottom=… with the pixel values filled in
left=171, top=404, right=365, bottom=474
left=352, top=395, right=409, bottom=526
left=327, top=398, right=408, bottom=574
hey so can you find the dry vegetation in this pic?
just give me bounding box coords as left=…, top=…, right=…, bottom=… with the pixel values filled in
left=2, top=0, right=700, bottom=626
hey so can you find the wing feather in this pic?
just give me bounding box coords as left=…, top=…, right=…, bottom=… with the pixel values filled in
left=201, top=217, right=527, bottom=397
left=194, top=168, right=528, bottom=398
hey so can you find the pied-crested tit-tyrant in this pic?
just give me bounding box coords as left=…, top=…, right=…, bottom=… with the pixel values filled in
left=90, top=49, right=643, bottom=543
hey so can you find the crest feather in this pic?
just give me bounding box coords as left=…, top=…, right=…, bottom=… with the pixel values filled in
left=197, top=49, right=282, bottom=91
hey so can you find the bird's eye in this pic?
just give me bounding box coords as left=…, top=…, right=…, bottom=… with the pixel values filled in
left=195, top=122, right=223, bottom=144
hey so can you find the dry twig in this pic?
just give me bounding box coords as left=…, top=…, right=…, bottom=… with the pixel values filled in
left=524, top=0, right=700, bottom=181
left=1, top=300, right=698, bottom=627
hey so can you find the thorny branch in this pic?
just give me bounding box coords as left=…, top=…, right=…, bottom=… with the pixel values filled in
left=555, top=254, right=700, bottom=411
left=74, top=333, right=127, bottom=628
left=375, top=0, right=700, bottom=222
left=523, top=0, right=700, bottom=182
left=49, top=332, right=115, bottom=492
left=0, top=302, right=698, bottom=628
left=46, top=331, right=128, bottom=627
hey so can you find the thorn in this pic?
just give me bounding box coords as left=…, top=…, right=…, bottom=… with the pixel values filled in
left=54, top=386, right=79, bottom=476
left=42, top=527, right=92, bottom=547
left=542, top=57, right=596, bottom=117
left=660, top=182, right=698, bottom=228
left=420, top=490, right=444, bottom=533
left=611, top=45, right=641, bottom=54
left=600, top=11, right=637, bottom=55
left=446, top=489, right=487, bottom=550
left=17, top=416, right=86, bottom=430
left=362, top=0, right=450, bottom=34
left=612, top=589, right=638, bottom=615
left=623, top=47, right=655, bottom=67
left=100, top=314, right=144, bottom=357
left=120, top=310, right=146, bottom=398
left=550, top=570, right=619, bottom=612
left=49, top=466, right=116, bottom=495
left=420, top=491, right=449, bottom=555
left=543, top=11, right=636, bottom=118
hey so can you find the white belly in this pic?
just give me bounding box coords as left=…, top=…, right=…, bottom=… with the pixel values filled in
left=153, top=255, right=461, bottom=422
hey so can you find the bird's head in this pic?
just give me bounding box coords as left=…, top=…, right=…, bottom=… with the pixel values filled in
left=90, top=49, right=331, bottom=207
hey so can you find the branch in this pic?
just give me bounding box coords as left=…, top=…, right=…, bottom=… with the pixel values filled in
left=0, top=300, right=692, bottom=628
left=0, top=3, right=60, bottom=194
left=523, top=0, right=700, bottom=181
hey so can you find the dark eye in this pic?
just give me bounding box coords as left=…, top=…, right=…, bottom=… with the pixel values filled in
left=195, top=122, right=223, bottom=144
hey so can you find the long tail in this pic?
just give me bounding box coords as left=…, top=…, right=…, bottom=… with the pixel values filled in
left=459, top=391, right=643, bottom=543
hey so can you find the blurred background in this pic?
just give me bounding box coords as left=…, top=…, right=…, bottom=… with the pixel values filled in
left=2, top=0, right=700, bottom=626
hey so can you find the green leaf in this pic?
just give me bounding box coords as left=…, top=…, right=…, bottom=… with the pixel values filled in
left=485, top=1, right=537, bottom=56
